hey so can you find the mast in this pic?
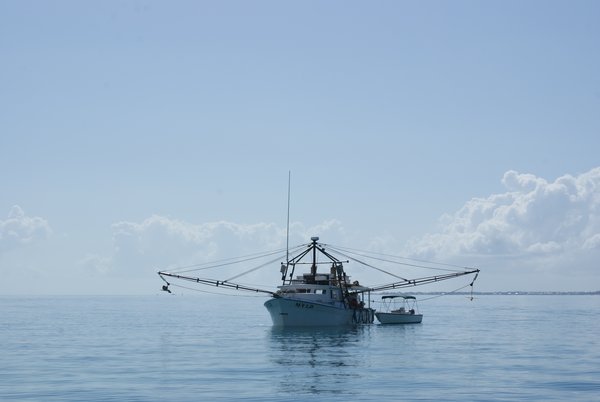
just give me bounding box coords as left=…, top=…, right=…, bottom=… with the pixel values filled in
left=286, top=171, right=291, bottom=265
left=281, top=171, right=292, bottom=285
left=310, top=236, right=318, bottom=276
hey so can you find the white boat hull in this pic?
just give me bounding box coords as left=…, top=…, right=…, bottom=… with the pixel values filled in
left=375, top=312, right=423, bottom=324
left=264, top=297, right=374, bottom=327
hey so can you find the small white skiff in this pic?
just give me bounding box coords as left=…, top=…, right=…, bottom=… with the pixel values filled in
left=375, top=294, right=423, bottom=324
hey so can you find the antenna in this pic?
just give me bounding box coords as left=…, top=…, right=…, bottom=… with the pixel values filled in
left=286, top=170, right=291, bottom=264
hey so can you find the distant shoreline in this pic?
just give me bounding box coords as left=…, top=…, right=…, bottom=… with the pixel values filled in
left=409, top=291, right=600, bottom=296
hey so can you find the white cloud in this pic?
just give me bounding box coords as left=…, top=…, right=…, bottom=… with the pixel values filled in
left=407, top=167, right=600, bottom=259
left=404, top=168, right=600, bottom=290
left=583, top=233, right=600, bottom=250
left=77, top=253, right=112, bottom=274
left=97, top=215, right=349, bottom=277
left=0, top=205, right=52, bottom=252
left=110, top=216, right=281, bottom=269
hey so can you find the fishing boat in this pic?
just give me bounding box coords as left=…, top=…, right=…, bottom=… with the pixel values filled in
left=157, top=237, right=479, bottom=327
left=375, top=294, right=423, bottom=324
left=157, top=172, right=478, bottom=327
left=264, top=237, right=375, bottom=326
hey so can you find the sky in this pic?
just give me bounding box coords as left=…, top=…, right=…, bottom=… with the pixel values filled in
left=1, top=0, right=599, bottom=295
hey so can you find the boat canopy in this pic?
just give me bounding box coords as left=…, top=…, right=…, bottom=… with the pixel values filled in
left=382, top=294, right=416, bottom=300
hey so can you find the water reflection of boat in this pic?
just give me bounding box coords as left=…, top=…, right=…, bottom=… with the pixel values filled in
left=375, top=294, right=423, bottom=324
left=269, top=326, right=366, bottom=395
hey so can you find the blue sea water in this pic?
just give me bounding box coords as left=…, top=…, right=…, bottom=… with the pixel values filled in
left=1, top=294, right=599, bottom=401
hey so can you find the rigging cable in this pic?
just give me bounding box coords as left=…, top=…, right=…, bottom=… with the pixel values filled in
left=329, top=244, right=476, bottom=272
left=224, top=253, right=287, bottom=282
left=325, top=245, right=409, bottom=281
left=416, top=283, right=473, bottom=302
left=163, top=244, right=305, bottom=274
left=169, top=282, right=267, bottom=297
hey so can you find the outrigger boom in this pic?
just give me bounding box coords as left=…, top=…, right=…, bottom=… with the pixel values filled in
left=368, top=269, right=480, bottom=292
left=158, top=271, right=278, bottom=297
left=158, top=268, right=480, bottom=296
